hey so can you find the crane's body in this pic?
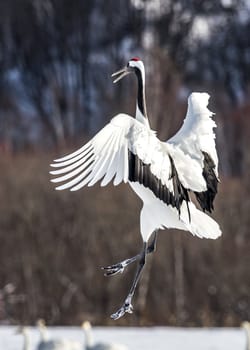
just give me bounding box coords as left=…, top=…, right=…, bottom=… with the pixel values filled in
left=50, top=58, right=221, bottom=319
left=17, top=327, right=31, bottom=350
left=242, top=322, right=250, bottom=350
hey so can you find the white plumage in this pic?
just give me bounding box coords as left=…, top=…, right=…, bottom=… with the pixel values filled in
left=242, top=322, right=250, bottom=350
left=17, top=326, right=31, bottom=350
left=50, top=57, right=221, bottom=319
left=51, top=97, right=220, bottom=240
left=169, top=92, right=218, bottom=177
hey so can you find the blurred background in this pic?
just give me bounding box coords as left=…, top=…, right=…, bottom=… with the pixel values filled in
left=0, top=0, right=249, bottom=328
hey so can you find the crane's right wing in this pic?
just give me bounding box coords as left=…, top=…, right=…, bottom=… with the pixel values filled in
left=50, top=114, right=136, bottom=191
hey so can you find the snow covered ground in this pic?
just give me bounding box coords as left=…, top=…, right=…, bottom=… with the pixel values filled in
left=0, top=325, right=246, bottom=350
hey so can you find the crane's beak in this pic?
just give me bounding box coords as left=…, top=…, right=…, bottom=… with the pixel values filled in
left=111, top=66, right=132, bottom=83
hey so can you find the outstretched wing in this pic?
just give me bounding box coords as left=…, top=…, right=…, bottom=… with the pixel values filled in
left=168, top=92, right=219, bottom=212
left=50, top=114, right=133, bottom=191
left=50, top=113, right=176, bottom=192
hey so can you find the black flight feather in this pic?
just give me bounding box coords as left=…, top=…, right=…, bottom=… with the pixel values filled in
left=128, top=150, right=190, bottom=219
left=194, top=151, right=218, bottom=213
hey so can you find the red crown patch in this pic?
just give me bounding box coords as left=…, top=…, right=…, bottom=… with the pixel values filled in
left=131, top=57, right=141, bottom=61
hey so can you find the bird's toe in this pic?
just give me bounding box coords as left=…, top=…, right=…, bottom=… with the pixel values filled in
left=110, top=302, right=133, bottom=320
left=101, top=263, right=124, bottom=276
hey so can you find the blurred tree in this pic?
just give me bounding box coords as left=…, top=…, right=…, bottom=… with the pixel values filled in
left=0, top=0, right=144, bottom=146
left=0, top=0, right=248, bottom=176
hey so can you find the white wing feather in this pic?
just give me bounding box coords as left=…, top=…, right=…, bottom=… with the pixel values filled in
left=51, top=113, right=177, bottom=193
left=50, top=114, right=133, bottom=190
left=168, top=92, right=218, bottom=176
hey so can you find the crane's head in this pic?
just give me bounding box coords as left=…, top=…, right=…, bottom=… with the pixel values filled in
left=36, top=318, right=46, bottom=329
left=112, top=57, right=144, bottom=83
left=81, top=320, right=92, bottom=330
left=241, top=321, right=250, bottom=330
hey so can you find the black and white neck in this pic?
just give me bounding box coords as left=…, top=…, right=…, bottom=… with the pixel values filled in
left=129, top=59, right=150, bottom=128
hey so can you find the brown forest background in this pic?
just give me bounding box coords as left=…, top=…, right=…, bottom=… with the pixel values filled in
left=0, top=0, right=250, bottom=327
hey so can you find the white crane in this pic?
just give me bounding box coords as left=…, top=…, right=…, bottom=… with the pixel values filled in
left=82, top=321, right=128, bottom=350
left=36, top=319, right=81, bottom=350
left=242, top=322, right=250, bottom=350
left=50, top=57, right=221, bottom=320
left=17, top=326, right=32, bottom=350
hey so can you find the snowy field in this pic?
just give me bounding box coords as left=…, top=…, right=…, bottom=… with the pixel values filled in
left=0, top=325, right=246, bottom=350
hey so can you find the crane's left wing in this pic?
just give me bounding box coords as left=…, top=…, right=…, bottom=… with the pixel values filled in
left=167, top=93, right=219, bottom=213
left=168, top=93, right=218, bottom=174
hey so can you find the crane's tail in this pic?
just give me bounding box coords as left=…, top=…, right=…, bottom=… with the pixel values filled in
left=181, top=202, right=222, bottom=239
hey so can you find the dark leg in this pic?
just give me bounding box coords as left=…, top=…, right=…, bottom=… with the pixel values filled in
left=102, top=230, right=158, bottom=276
left=110, top=242, right=147, bottom=320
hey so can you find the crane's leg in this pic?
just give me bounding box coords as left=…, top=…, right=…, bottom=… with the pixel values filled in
left=110, top=242, right=147, bottom=320
left=102, top=230, right=158, bottom=276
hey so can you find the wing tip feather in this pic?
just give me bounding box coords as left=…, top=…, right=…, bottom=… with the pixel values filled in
left=50, top=178, right=59, bottom=183
left=55, top=186, right=65, bottom=191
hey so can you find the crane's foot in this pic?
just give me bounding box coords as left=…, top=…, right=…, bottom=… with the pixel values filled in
left=102, top=232, right=158, bottom=277
left=110, top=301, right=133, bottom=320
left=102, top=256, right=138, bottom=276
left=102, top=262, right=125, bottom=276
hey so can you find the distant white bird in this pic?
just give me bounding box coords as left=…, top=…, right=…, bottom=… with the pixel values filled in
left=50, top=57, right=221, bottom=320
left=37, top=319, right=81, bottom=350
left=17, top=326, right=31, bottom=350
left=36, top=319, right=48, bottom=342
left=242, top=322, right=250, bottom=350
left=82, top=321, right=128, bottom=350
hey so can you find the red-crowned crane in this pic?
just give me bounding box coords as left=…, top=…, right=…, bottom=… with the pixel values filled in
left=50, top=57, right=221, bottom=320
